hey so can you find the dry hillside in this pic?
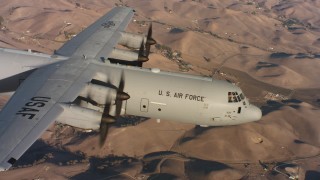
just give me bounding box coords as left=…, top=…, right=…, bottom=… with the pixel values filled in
left=0, top=0, right=319, bottom=179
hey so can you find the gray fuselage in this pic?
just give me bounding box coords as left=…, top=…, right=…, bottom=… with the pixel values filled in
left=0, top=48, right=261, bottom=127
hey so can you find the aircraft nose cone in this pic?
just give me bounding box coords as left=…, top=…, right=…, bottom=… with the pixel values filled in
left=249, top=105, right=262, bottom=122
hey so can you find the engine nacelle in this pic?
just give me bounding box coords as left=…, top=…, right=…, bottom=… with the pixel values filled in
left=108, top=48, right=148, bottom=62
left=56, top=104, right=102, bottom=130
left=79, top=83, right=118, bottom=105
left=119, top=32, right=145, bottom=49
left=109, top=48, right=139, bottom=61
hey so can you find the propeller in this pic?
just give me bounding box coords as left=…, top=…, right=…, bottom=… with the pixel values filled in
left=76, top=95, right=116, bottom=147
left=135, top=24, right=156, bottom=67
left=99, top=72, right=130, bottom=147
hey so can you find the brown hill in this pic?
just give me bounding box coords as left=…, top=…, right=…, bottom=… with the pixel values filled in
left=0, top=0, right=319, bottom=179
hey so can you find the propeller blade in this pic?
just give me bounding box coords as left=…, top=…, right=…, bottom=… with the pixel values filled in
left=147, top=23, right=156, bottom=45
left=115, top=72, right=126, bottom=117
left=77, top=96, right=99, bottom=106
left=147, top=23, right=152, bottom=39
left=145, top=42, right=151, bottom=57
left=99, top=103, right=112, bottom=147
left=91, top=79, right=118, bottom=90
left=145, top=23, right=155, bottom=58
left=118, top=72, right=125, bottom=93
left=138, top=39, right=149, bottom=62
left=115, top=100, right=123, bottom=118
left=138, top=39, right=144, bottom=56
left=99, top=122, right=109, bottom=147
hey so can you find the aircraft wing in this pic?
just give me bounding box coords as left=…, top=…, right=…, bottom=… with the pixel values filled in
left=0, top=7, right=135, bottom=171
left=55, top=7, right=134, bottom=59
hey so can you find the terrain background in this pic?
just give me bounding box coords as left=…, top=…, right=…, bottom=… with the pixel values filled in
left=0, top=0, right=319, bottom=179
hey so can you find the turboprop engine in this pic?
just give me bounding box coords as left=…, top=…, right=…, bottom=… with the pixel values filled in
left=56, top=73, right=129, bottom=147
left=108, top=42, right=149, bottom=62
left=118, top=31, right=156, bottom=50
left=108, top=24, right=156, bottom=66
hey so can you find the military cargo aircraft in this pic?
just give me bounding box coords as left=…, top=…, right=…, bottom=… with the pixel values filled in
left=0, top=7, right=261, bottom=171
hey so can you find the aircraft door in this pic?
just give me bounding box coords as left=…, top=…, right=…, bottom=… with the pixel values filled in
left=140, top=98, right=149, bottom=112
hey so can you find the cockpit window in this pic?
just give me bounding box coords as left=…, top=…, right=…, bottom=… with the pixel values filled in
left=234, top=96, right=238, bottom=102
left=228, top=92, right=245, bottom=103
